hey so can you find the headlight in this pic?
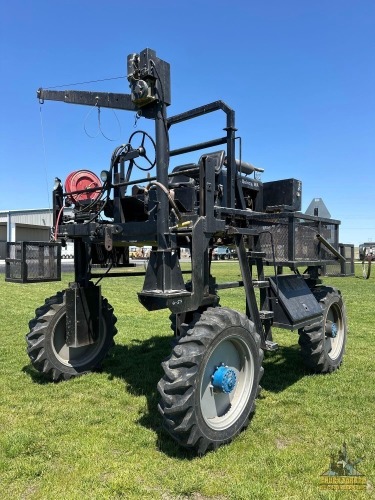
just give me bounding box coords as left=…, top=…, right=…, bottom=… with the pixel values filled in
left=100, top=170, right=110, bottom=183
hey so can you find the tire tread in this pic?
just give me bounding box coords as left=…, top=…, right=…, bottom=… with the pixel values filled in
left=26, top=291, right=117, bottom=382
left=158, top=307, right=263, bottom=454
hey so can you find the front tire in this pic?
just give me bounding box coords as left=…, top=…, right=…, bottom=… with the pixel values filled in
left=158, top=307, right=263, bottom=454
left=298, top=287, right=347, bottom=373
left=26, top=291, right=117, bottom=381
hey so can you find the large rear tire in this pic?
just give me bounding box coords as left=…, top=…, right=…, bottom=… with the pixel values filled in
left=26, top=291, right=117, bottom=382
left=158, top=307, right=263, bottom=454
left=298, top=287, right=347, bottom=373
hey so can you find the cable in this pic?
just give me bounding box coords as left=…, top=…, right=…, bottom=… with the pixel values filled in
left=83, top=197, right=109, bottom=225
left=146, top=181, right=182, bottom=221
left=83, top=104, right=122, bottom=142
left=53, top=206, right=65, bottom=241
left=98, top=107, right=122, bottom=142
left=94, top=262, right=113, bottom=285
left=83, top=104, right=100, bottom=139
left=39, top=106, right=51, bottom=211
left=68, top=143, right=128, bottom=222
left=74, top=186, right=106, bottom=215
left=64, top=142, right=133, bottom=226
left=82, top=184, right=110, bottom=225
left=110, top=143, right=129, bottom=165
left=44, top=75, right=126, bottom=89
left=81, top=143, right=129, bottom=221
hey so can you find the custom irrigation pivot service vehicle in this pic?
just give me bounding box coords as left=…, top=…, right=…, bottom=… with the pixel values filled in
left=6, top=48, right=355, bottom=454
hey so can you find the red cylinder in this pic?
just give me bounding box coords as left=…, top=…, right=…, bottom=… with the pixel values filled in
left=65, top=170, right=102, bottom=204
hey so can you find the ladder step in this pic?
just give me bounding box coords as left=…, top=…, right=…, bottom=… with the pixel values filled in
left=252, top=280, right=269, bottom=288
left=248, top=251, right=266, bottom=258
left=259, top=310, right=274, bottom=319
left=265, top=340, right=279, bottom=351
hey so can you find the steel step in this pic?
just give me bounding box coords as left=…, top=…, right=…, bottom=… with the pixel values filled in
left=252, top=280, right=269, bottom=288
left=259, top=310, right=274, bottom=319
left=264, top=340, right=279, bottom=351
left=247, top=251, right=266, bottom=258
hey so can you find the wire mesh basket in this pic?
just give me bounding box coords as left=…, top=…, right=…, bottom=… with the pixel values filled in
left=251, top=213, right=340, bottom=264
left=322, top=244, right=355, bottom=277
left=6, top=242, right=61, bottom=283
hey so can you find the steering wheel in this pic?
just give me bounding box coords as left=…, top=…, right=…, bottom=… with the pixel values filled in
left=128, top=130, right=156, bottom=171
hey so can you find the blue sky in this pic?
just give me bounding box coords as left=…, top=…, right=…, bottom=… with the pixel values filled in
left=1, top=0, right=374, bottom=245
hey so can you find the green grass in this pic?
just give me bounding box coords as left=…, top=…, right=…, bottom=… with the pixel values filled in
left=0, top=263, right=374, bottom=499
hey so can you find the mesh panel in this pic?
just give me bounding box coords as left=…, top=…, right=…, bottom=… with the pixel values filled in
left=258, top=221, right=288, bottom=261
left=323, top=263, right=341, bottom=276
left=341, top=245, right=354, bottom=259
left=6, top=242, right=61, bottom=283
left=25, top=244, right=60, bottom=280
left=8, top=260, right=22, bottom=280
left=7, top=242, right=22, bottom=260
left=295, top=221, right=320, bottom=260
left=323, top=244, right=354, bottom=276
left=252, top=214, right=340, bottom=263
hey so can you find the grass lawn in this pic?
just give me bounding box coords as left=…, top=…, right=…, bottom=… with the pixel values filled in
left=0, top=263, right=374, bottom=499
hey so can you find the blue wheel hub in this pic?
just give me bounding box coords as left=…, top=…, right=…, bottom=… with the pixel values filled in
left=326, top=321, right=338, bottom=338
left=331, top=323, right=338, bottom=338
left=211, top=364, right=237, bottom=394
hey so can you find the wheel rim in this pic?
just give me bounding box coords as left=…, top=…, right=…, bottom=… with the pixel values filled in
left=51, top=307, right=107, bottom=367
left=325, top=303, right=345, bottom=361
left=200, top=331, right=255, bottom=431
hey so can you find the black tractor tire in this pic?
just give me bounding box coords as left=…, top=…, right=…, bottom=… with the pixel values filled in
left=26, top=291, right=117, bottom=382
left=298, top=286, right=347, bottom=373
left=158, top=307, right=264, bottom=454
left=169, top=296, right=220, bottom=341
left=169, top=309, right=204, bottom=343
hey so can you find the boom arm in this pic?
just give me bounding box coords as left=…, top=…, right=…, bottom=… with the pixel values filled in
left=37, top=89, right=137, bottom=111
left=36, top=47, right=171, bottom=114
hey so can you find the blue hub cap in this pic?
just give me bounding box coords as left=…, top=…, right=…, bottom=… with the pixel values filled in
left=326, top=320, right=338, bottom=338
left=331, top=322, right=338, bottom=338
left=211, top=364, right=237, bottom=394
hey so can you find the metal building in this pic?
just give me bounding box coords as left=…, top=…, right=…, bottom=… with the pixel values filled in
left=0, top=209, right=53, bottom=259
left=305, top=198, right=331, bottom=219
